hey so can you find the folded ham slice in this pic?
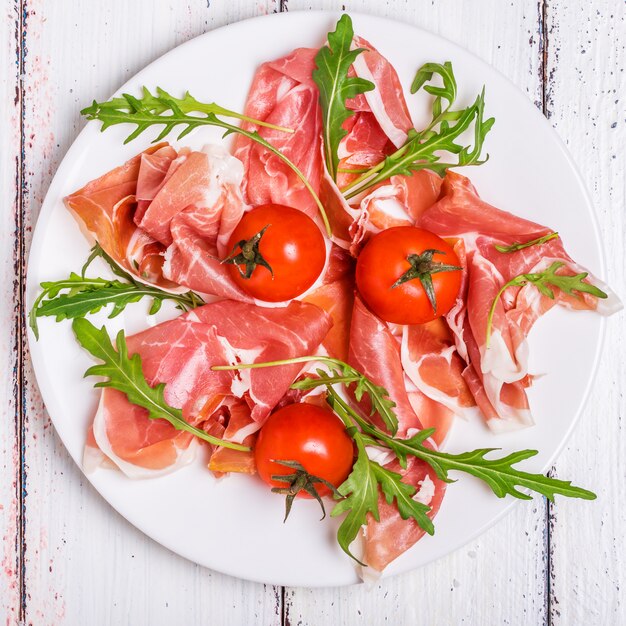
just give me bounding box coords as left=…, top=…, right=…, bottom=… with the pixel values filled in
left=65, top=143, right=182, bottom=291
left=348, top=296, right=446, bottom=574
left=86, top=300, right=332, bottom=478
left=350, top=36, right=413, bottom=149
left=322, top=37, right=443, bottom=251
left=65, top=143, right=254, bottom=302
left=234, top=48, right=323, bottom=221
left=419, top=172, right=621, bottom=431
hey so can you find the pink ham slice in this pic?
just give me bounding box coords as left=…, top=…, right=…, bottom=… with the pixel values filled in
left=400, top=319, right=477, bottom=425
left=65, top=143, right=253, bottom=302
left=350, top=36, right=413, bottom=149
left=234, top=48, right=323, bottom=220
left=160, top=146, right=252, bottom=301
left=419, top=172, right=621, bottom=431
left=348, top=297, right=446, bottom=573
left=65, top=143, right=181, bottom=290
left=87, top=300, right=332, bottom=478
left=323, top=37, right=443, bottom=250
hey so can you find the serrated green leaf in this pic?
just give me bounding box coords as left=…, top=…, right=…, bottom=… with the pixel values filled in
left=370, top=462, right=434, bottom=535
left=29, top=244, right=204, bottom=339
left=81, top=88, right=331, bottom=236
left=331, top=436, right=380, bottom=564
left=313, top=14, right=375, bottom=180
left=73, top=318, right=249, bottom=452
left=486, top=260, right=608, bottom=346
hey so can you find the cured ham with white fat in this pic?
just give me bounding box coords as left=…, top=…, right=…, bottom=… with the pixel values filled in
left=86, top=300, right=332, bottom=478
left=234, top=48, right=323, bottom=221
left=419, top=172, right=621, bottom=431
left=348, top=296, right=446, bottom=574
left=66, top=143, right=253, bottom=302
left=321, top=37, right=443, bottom=250
left=65, top=143, right=181, bottom=290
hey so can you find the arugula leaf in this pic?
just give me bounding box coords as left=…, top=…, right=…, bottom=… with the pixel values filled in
left=494, top=231, right=559, bottom=254
left=330, top=435, right=381, bottom=563
left=370, top=462, right=434, bottom=532
left=313, top=14, right=374, bottom=180
left=341, top=63, right=494, bottom=200
left=326, top=390, right=433, bottom=563
left=29, top=244, right=204, bottom=340
left=82, top=88, right=332, bottom=236
left=341, top=407, right=596, bottom=501
left=383, top=434, right=595, bottom=501
left=73, top=318, right=249, bottom=452
left=411, top=61, right=457, bottom=120
left=82, top=86, right=293, bottom=137
left=486, top=260, right=608, bottom=346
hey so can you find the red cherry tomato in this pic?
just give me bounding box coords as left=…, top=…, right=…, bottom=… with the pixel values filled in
left=356, top=226, right=462, bottom=325
left=225, top=204, right=326, bottom=302
left=255, top=403, right=354, bottom=498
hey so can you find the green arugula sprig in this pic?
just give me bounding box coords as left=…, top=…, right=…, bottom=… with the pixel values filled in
left=312, top=14, right=375, bottom=180
left=73, top=318, right=250, bottom=452
left=29, top=244, right=204, bottom=340
left=494, top=231, right=559, bottom=254
left=325, top=388, right=433, bottom=563
left=486, top=260, right=608, bottom=346
left=82, top=86, right=293, bottom=140
left=339, top=404, right=595, bottom=502
left=82, top=88, right=332, bottom=236
left=340, top=62, right=494, bottom=200
left=213, top=355, right=596, bottom=563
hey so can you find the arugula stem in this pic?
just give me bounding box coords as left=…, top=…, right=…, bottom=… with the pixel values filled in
left=485, top=282, right=510, bottom=348
left=193, top=118, right=332, bottom=238
left=212, top=355, right=334, bottom=371
left=494, top=231, right=559, bottom=254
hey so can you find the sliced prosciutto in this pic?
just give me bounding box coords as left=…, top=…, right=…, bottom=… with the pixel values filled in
left=348, top=297, right=446, bottom=573
left=65, top=143, right=180, bottom=290
left=419, top=172, right=621, bottom=431
left=65, top=143, right=253, bottom=302
left=349, top=36, right=413, bottom=149
left=322, top=37, right=443, bottom=250
left=87, top=300, right=332, bottom=478
left=234, top=48, right=323, bottom=221
left=303, top=244, right=355, bottom=361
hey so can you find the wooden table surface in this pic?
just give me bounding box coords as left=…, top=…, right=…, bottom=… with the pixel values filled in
left=1, top=0, right=624, bottom=624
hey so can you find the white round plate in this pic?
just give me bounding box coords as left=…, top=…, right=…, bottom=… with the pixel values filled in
left=27, top=11, right=606, bottom=587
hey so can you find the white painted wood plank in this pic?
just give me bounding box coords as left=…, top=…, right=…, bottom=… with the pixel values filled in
left=545, top=1, right=626, bottom=623
left=0, top=1, right=23, bottom=624
left=282, top=1, right=549, bottom=624
left=21, top=1, right=281, bottom=624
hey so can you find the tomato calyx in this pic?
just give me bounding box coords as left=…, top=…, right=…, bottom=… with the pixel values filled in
left=270, top=459, right=343, bottom=522
left=221, top=225, right=273, bottom=279
left=391, top=248, right=462, bottom=314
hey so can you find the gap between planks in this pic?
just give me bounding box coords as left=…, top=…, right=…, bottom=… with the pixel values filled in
left=538, top=1, right=556, bottom=624
left=14, top=0, right=28, bottom=623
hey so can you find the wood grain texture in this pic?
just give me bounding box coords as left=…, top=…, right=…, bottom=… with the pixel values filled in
left=545, top=1, right=626, bottom=623
left=0, top=2, right=24, bottom=623
left=19, top=1, right=281, bottom=624
left=282, top=1, right=549, bottom=623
